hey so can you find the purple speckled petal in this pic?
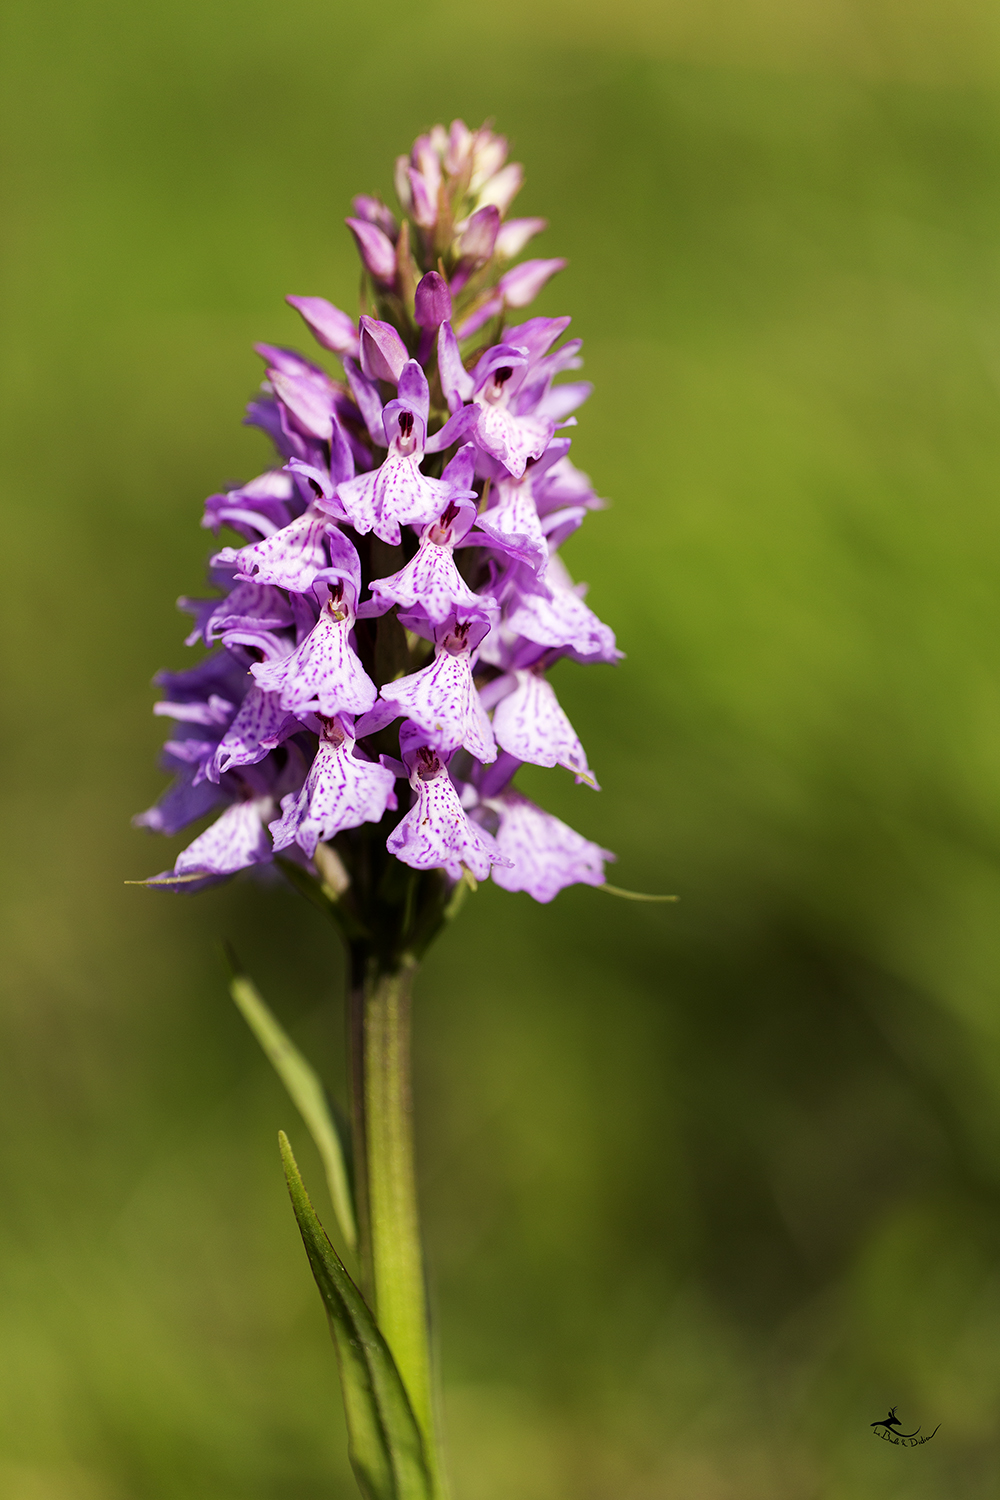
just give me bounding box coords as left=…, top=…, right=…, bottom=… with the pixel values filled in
left=386, top=756, right=507, bottom=881
left=286, top=296, right=360, bottom=358
left=171, top=798, right=274, bottom=877
left=369, top=538, right=495, bottom=624
left=504, top=560, right=620, bottom=663
left=336, top=456, right=456, bottom=546
left=473, top=404, right=553, bottom=480
left=251, top=603, right=377, bottom=718
left=203, top=469, right=296, bottom=540
left=226, top=512, right=335, bottom=593
left=270, top=729, right=397, bottom=857
left=380, top=647, right=496, bottom=762
left=211, top=686, right=304, bottom=780
left=474, top=475, right=547, bottom=570
left=491, top=669, right=597, bottom=786
left=205, top=580, right=295, bottom=640
left=485, top=789, right=613, bottom=902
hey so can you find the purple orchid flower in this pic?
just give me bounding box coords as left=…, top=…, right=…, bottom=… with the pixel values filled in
left=482, top=787, right=613, bottom=902
left=386, top=730, right=509, bottom=882
left=490, top=666, right=598, bottom=787
left=138, top=121, right=620, bottom=908
left=335, top=361, right=476, bottom=544
left=270, top=715, right=397, bottom=858
left=377, top=615, right=496, bottom=763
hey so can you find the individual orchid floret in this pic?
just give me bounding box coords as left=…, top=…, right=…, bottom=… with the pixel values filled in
left=377, top=615, right=496, bottom=763
left=491, top=666, right=598, bottom=787
left=210, top=673, right=305, bottom=781
left=483, top=787, right=613, bottom=902
left=270, top=715, right=397, bottom=858
left=386, top=732, right=509, bottom=882
left=468, top=344, right=555, bottom=479
left=335, top=361, right=475, bottom=544
left=359, top=317, right=408, bottom=384
left=251, top=582, right=377, bottom=719
left=286, top=296, right=360, bottom=359
left=472, top=465, right=551, bottom=572
left=345, top=216, right=397, bottom=283
left=170, top=795, right=275, bottom=879
left=503, top=554, right=620, bottom=664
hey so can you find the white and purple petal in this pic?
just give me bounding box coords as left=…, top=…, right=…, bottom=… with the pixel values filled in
left=222, top=512, right=336, bottom=594
left=491, top=669, right=597, bottom=787
left=485, top=789, right=613, bottom=902
left=170, top=797, right=274, bottom=878
left=251, top=605, right=377, bottom=718
left=270, top=734, right=397, bottom=858
left=387, top=762, right=507, bottom=881
left=380, top=649, right=496, bottom=762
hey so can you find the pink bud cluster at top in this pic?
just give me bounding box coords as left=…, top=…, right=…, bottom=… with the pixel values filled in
left=136, top=122, right=618, bottom=916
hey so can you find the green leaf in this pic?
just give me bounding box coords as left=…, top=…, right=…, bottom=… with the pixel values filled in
left=596, top=883, right=679, bottom=903
left=227, top=960, right=357, bottom=1253
left=279, top=1132, right=433, bottom=1500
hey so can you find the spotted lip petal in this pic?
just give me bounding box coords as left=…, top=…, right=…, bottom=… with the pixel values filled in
left=379, top=646, right=497, bottom=763
left=484, top=789, right=614, bottom=902
left=387, top=752, right=509, bottom=881
left=491, top=669, right=598, bottom=787
left=270, top=724, right=397, bottom=858
left=250, top=605, right=377, bottom=719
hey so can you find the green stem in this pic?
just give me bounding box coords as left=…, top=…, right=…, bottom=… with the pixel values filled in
left=350, top=950, right=443, bottom=1496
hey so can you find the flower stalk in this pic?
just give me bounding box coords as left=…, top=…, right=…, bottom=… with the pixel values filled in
left=351, top=954, right=438, bottom=1479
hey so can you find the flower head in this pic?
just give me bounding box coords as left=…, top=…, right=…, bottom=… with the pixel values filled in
left=137, top=122, right=617, bottom=910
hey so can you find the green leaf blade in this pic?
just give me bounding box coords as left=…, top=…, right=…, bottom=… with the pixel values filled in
left=229, top=969, right=357, bottom=1253
left=279, top=1132, right=433, bottom=1500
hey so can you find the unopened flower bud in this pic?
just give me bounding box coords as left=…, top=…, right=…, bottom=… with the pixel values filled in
left=475, top=162, right=523, bottom=216
left=359, top=316, right=408, bottom=384
left=351, top=194, right=398, bottom=242
left=286, top=296, right=359, bottom=357
left=414, top=272, right=452, bottom=330
left=345, top=217, right=396, bottom=283
left=458, top=205, right=500, bottom=264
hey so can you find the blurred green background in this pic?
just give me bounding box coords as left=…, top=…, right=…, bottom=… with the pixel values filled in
left=4, top=0, right=1000, bottom=1495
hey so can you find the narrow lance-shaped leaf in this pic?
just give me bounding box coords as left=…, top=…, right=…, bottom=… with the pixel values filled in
left=228, top=961, right=357, bottom=1252
left=279, top=1132, right=433, bottom=1500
